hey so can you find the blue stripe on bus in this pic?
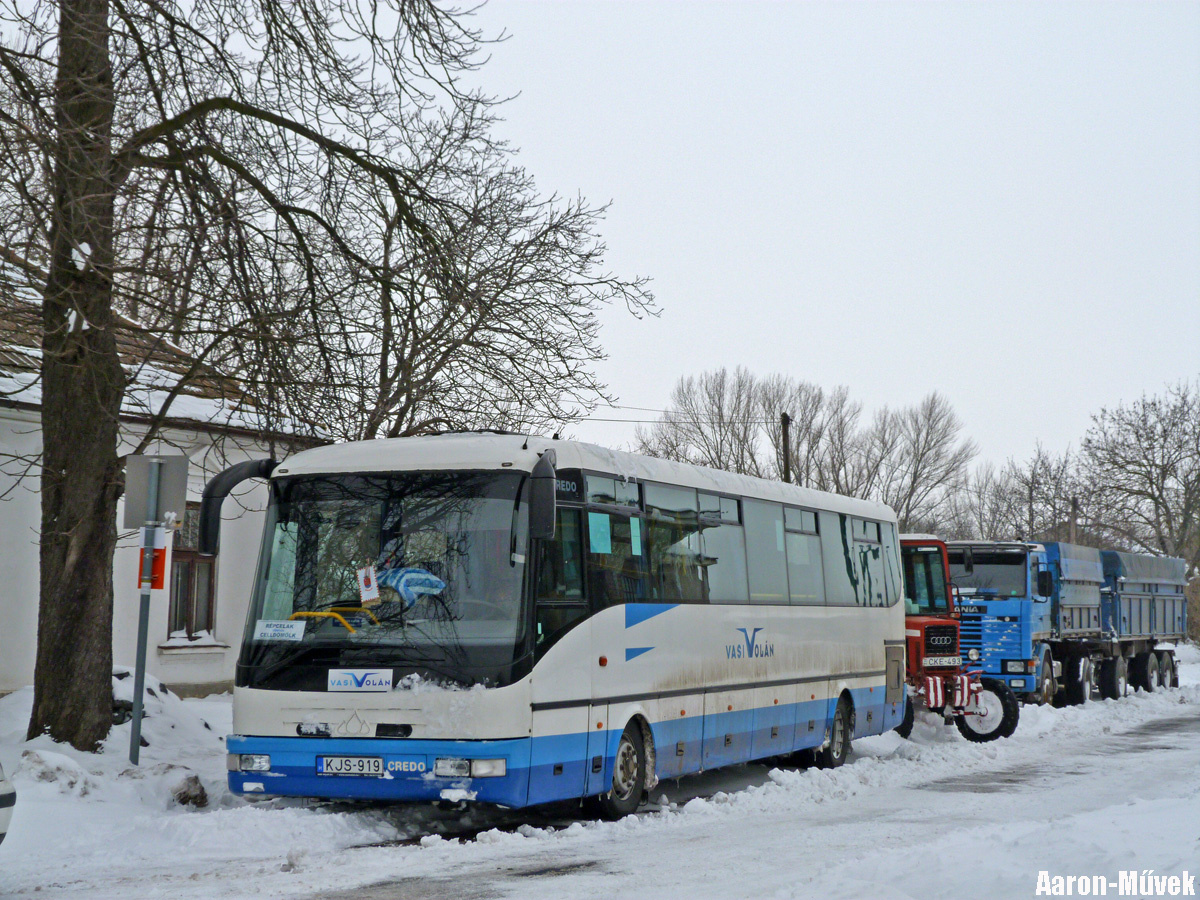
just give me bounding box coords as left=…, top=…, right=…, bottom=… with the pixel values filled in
left=624, top=603, right=677, bottom=629
left=228, top=684, right=901, bottom=809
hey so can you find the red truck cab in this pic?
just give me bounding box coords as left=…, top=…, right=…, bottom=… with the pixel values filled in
left=899, top=535, right=1019, bottom=742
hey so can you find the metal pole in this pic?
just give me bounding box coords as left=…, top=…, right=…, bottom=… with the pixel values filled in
left=130, top=459, right=161, bottom=765
left=781, top=412, right=791, bottom=484
left=1070, top=495, right=1079, bottom=544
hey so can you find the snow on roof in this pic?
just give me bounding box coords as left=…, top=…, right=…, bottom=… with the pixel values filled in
left=274, top=432, right=898, bottom=522
left=0, top=260, right=304, bottom=437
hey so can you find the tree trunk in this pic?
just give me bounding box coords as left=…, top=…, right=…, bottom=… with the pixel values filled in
left=28, top=0, right=125, bottom=750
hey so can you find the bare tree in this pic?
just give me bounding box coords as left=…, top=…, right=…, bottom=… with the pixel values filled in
left=1082, top=380, right=1200, bottom=573
left=638, top=371, right=975, bottom=530
left=635, top=367, right=767, bottom=476
left=0, top=0, right=581, bottom=750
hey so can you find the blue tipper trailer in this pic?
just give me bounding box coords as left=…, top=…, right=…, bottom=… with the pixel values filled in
left=947, top=541, right=1187, bottom=706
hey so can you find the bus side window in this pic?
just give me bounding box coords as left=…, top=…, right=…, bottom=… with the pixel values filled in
left=535, top=509, right=588, bottom=655
left=646, top=516, right=705, bottom=602
left=536, top=509, right=584, bottom=601
left=586, top=510, right=645, bottom=608
left=743, top=499, right=788, bottom=605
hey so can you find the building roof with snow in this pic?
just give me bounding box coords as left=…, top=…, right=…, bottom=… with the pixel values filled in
left=0, top=259, right=309, bottom=441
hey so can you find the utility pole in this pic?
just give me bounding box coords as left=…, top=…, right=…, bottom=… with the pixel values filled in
left=781, top=412, right=791, bottom=484
left=1070, top=495, right=1079, bottom=544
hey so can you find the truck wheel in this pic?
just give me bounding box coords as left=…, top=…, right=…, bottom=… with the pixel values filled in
left=1033, top=651, right=1057, bottom=705
left=1159, top=653, right=1176, bottom=689
left=594, top=722, right=646, bottom=820
left=1062, top=658, right=1094, bottom=707
left=1132, top=652, right=1157, bottom=693
left=955, top=678, right=1019, bottom=742
left=894, top=694, right=914, bottom=739
left=816, top=696, right=852, bottom=768
left=1099, top=656, right=1128, bottom=700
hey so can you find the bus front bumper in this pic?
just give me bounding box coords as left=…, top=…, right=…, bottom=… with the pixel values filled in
left=227, top=735, right=532, bottom=808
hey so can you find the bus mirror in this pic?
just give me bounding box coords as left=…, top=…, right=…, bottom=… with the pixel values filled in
left=1037, top=570, right=1054, bottom=598
left=199, top=458, right=278, bottom=555
left=529, top=451, right=557, bottom=541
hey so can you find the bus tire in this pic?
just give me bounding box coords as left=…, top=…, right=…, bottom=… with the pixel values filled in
left=1160, top=652, right=1176, bottom=689
left=894, top=694, right=914, bottom=739
left=816, top=696, right=852, bottom=768
left=594, top=722, right=646, bottom=820
left=1099, top=656, right=1128, bottom=700
left=1132, top=652, right=1157, bottom=693
left=955, top=678, right=1019, bottom=743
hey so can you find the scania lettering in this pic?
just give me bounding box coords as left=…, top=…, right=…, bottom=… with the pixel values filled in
left=202, top=434, right=907, bottom=816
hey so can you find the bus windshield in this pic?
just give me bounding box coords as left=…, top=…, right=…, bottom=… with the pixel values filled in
left=947, top=548, right=1027, bottom=598
left=240, top=471, right=528, bottom=686
left=902, top=546, right=949, bottom=615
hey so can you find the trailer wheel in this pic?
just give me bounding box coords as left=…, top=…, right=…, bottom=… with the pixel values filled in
left=894, top=694, right=914, bottom=739
left=955, top=678, right=1019, bottom=742
left=1132, top=652, right=1157, bottom=693
left=1099, top=656, right=1128, bottom=700
left=816, top=696, right=852, bottom=768
left=1160, top=653, right=1176, bottom=689
left=594, top=722, right=646, bottom=820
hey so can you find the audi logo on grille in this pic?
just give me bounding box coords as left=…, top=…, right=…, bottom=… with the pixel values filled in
left=928, top=634, right=954, bottom=647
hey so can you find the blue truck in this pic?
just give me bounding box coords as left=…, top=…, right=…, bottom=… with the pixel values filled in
left=945, top=541, right=1188, bottom=705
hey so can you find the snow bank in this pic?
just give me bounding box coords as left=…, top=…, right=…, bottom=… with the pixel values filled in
left=0, top=649, right=1197, bottom=899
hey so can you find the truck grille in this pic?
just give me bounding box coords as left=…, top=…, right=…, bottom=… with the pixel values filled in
left=958, top=612, right=982, bottom=655
left=924, top=624, right=958, bottom=657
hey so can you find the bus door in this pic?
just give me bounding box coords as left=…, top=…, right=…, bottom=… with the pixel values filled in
left=530, top=508, right=592, bottom=803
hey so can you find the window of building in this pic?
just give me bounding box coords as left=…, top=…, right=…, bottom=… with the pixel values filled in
left=168, top=503, right=217, bottom=638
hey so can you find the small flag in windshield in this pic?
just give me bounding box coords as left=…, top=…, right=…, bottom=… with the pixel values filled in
left=357, top=565, right=381, bottom=606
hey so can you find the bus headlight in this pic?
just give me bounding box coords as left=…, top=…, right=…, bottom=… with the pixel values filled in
left=434, top=758, right=471, bottom=778
left=434, top=758, right=506, bottom=778
left=470, top=759, right=507, bottom=778
left=968, top=649, right=980, bottom=661
left=238, top=754, right=271, bottom=772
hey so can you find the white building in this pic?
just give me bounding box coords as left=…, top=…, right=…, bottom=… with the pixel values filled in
left=0, top=274, right=314, bottom=696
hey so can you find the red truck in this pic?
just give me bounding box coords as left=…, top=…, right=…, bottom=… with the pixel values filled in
left=897, top=534, right=1019, bottom=742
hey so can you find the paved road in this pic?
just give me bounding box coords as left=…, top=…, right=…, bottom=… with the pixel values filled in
left=304, top=699, right=1200, bottom=900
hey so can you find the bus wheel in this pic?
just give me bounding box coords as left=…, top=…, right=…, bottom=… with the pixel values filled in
left=595, top=722, right=646, bottom=820
left=816, top=696, right=852, bottom=768
left=955, top=678, right=1019, bottom=743
left=1099, top=656, right=1128, bottom=700
left=894, top=694, right=914, bottom=739
left=1160, top=653, right=1176, bottom=689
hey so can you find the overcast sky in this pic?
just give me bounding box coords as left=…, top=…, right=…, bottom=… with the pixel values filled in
left=468, top=1, right=1199, bottom=467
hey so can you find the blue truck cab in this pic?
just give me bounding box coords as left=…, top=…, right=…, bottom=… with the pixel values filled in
left=947, top=540, right=1187, bottom=705
left=946, top=541, right=1055, bottom=701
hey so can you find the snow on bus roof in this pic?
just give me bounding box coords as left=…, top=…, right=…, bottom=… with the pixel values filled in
left=273, top=433, right=897, bottom=522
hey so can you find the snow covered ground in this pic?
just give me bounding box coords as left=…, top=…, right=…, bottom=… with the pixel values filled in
left=2, top=648, right=1199, bottom=899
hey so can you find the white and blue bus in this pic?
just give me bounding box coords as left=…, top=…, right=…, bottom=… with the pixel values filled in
left=203, top=434, right=906, bottom=816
